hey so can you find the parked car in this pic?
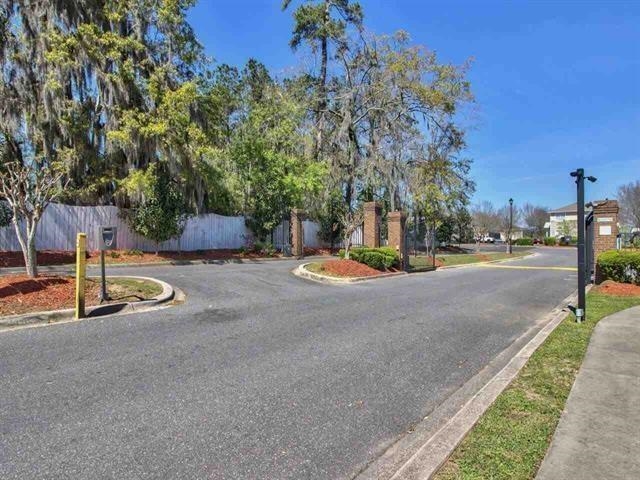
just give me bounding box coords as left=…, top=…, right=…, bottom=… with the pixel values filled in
left=481, top=235, right=495, bottom=243
left=558, top=235, right=572, bottom=246
left=533, top=238, right=542, bottom=245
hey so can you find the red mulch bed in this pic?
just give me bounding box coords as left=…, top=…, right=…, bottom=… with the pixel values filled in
left=0, top=251, right=76, bottom=268
left=0, top=247, right=339, bottom=269
left=318, top=259, right=385, bottom=278
left=0, top=274, right=103, bottom=316
left=593, top=280, right=640, bottom=297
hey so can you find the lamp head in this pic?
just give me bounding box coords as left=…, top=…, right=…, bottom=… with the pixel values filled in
left=587, top=176, right=597, bottom=183
left=509, top=198, right=513, bottom=205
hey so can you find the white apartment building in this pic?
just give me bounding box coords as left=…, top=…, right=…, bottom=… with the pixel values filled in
left=545, top=200, right=605, bottom=237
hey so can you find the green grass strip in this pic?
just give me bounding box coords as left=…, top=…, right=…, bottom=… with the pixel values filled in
left=408, top=251, right=529, bottom=268
left=434, top=292, right=640, bottom=480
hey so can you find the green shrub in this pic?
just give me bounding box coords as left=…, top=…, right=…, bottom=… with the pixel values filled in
left=597, top=250, right=640, bottom=285
left=253, top=241, right=276, bottom=257
left=338, top=246, right=399, bottom=270
left=126, top=249, right=144, bottom=256
left=374, top=246, right=398, bottom=258
left=544, top=237, right=556, bottom=246
left=360, top=251, right=385, bottom=269
left=514, top=238, right=533, bottom=246
left=263, top=243, right=276, bottom=257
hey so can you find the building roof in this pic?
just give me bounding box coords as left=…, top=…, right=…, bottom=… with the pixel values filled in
left=549, top=202, right=578, bottom=214
left=549, top=200, right=607, bottom=214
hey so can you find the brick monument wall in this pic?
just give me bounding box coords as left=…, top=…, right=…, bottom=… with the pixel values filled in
left=388, top=211, right=407, bottom=270
left=363, top=202, right=381, bottom=248
left=592, top=200, right=619, bottom=284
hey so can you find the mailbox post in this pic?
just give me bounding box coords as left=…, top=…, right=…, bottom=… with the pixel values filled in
left=97, top=226, right=117, bottom=302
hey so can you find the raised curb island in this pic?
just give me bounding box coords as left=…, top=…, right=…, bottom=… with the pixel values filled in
left=293, top=263, right=407, bottom=284
left=0, top=276, right=176, bottom=330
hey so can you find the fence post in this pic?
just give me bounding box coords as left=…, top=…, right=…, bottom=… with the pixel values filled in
left=75, top=233, right=86, bottom=319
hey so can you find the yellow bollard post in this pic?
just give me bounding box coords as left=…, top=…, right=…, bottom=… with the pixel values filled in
left=75, top=233, right=86, bottom=319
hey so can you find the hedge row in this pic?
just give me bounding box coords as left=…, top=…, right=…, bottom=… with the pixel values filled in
left=338, top=247, right=399, bottom=270
left=514, top=238, right=533, bottom=246
left=597, top=250, right=640, bottom=285
left=543, top=237, right=556, bottom=246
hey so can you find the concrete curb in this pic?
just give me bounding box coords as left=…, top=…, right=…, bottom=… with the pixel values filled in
left=0, top=275, right=175, bottom=330
left=0, top=255, right=335, bottom=276
left=437, top=251, right=537, bottom=270
left=357, top=287, right=582, bottom=480
left=293, top=263, right=407, bottom=284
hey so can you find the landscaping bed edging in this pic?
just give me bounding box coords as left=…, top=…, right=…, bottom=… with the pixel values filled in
left=0, top=275, right=176, bottom=330
left=293, top=263, right=407, bottom=284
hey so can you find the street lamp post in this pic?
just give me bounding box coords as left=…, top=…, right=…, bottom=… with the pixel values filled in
left=508, top=198, right=513, bottom=255
left=570, top=168, right=597, bottom=323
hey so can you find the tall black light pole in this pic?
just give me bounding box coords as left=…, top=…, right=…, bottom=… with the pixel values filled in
left=570, top=168, right=596, bottom=323
left=508, top=198, right=513, bottom=255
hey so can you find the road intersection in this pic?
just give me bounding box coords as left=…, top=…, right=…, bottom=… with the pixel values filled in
left=0, top=247, right=576, bottom=479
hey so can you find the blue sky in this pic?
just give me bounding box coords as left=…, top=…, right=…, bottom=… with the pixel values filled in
left=187, top=0, right=639, bottom=210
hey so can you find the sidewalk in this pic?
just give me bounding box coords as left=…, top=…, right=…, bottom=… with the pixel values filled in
left=536, top=305, right=640, bottom=480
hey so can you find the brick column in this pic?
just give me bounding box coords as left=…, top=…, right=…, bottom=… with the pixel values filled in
left=388, top=211, right=407, bottom=270
left=363, top=202, right=381, bottom=248
left=593, top=200, right=619, bottom=283
left=291, top=209, right=305, bottom=258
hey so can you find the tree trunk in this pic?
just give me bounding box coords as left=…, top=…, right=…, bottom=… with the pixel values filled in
left=25, top=234, right=38, bottom=278
left=343, top=236, right=351, bottom=259
left=314, top=3, right=329, bottom=161
left=12, top=214, right=38, bottom=277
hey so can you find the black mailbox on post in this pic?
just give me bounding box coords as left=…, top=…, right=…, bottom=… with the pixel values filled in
left=97, top=226, right=117, bottom=302
left=98, top=226, right=117, bottom=251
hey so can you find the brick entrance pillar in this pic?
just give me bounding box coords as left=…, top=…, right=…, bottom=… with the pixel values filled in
left=363, top=202, right=381, bottom=248
left=388, top=211, right=407, bottom=270
left=593, top=200, right=619, bottom=283
left=291, top=209, right=305, bottom=258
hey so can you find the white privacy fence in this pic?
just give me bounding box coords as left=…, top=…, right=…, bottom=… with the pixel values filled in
left=0, top=203, right=328, bottom=252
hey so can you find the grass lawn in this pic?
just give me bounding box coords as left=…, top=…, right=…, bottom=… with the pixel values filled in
left=434, top=291, right=640, bottom=480
left=409, top=250, right=530, bottom=269
left=103, top=277, right=163, bottom=301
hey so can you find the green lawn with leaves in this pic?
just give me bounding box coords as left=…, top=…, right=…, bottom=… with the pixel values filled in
left=434, top=291, right=640, bottom=480
left=409, top=250, right=530, bottom=270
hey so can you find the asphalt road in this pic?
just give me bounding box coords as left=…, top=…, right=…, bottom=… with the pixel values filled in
left=0, top=247, right=577, bottom=479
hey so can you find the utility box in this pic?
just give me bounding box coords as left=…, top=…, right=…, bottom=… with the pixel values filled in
left=97, top=226, right=117, bottom=251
